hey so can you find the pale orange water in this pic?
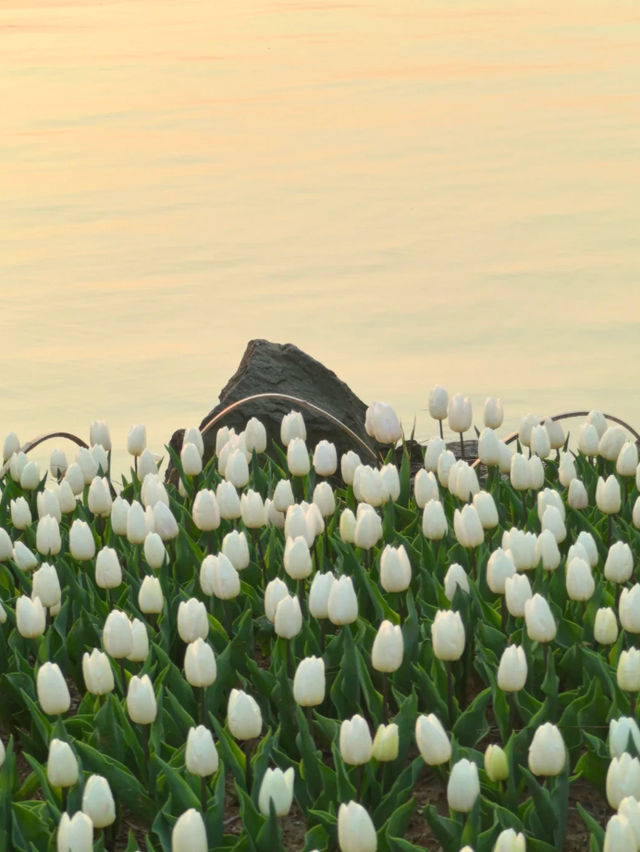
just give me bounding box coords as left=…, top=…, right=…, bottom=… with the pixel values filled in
left=2, top=0, right=639, bottom=472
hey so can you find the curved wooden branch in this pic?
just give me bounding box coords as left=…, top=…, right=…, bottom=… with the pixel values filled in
left=0, top=431, right=89, bottom=479
left=470, top=410, right=639, bottom=468
left=199, top=392, right=379, bottom=462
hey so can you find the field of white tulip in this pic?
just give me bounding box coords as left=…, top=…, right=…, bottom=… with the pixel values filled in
left=1, top=388, right=640, bottom=852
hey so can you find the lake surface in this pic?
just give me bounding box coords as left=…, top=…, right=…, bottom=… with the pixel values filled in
left=2, top=0, right=639, bottom=473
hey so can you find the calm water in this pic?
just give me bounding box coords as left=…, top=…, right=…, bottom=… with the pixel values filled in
left=2, top=0, right=639, bottom=472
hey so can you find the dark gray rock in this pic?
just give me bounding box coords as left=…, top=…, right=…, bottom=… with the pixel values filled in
left=167, top=339, right=381, bottom=479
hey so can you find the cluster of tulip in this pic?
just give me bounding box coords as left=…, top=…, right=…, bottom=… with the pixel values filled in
left=0, top=388, right=640, bottom=852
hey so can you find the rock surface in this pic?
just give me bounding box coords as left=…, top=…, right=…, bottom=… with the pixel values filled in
left=167, top=339, right=381, bottom=478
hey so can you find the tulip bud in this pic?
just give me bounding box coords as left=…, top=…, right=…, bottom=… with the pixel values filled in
left=603, top=814, right=636, bottom=852
left=478, top=427, right=501, bottom=467
left=494, top=828, right=526, bottom=852
left=536, top=529, right=561, bottom=572
left=57, top=811, right=93, bottom=852
left=505, top=574, right=532, bottom=618
left=20, top=460, right=41, bottom=490
left=338, top=801, right=377, bottom=852
left=596, top=475, right=622, bottom=514
left=327, top=575, right=358, bottom=626
left=620, top=585, right=640, bottom=634
left=193, top=489, right=220, bottom=531
left=127, top=424, right=146, bottom=457
left=617, top=442, right=639, bottom=477
left=280, top=411, right=306, bottom=446
left=447, top=394, right=472, bottom=434
left=599, top=426, right=626, bottom=461
left=68, top=519, right=96, bottom=561
left=530, top=425, right=550, bottom=459
left=453, top=505, right=484, bottom=548
left=431, top=610, right=465, bottom=661
left=541, top=505, right=566, bottom=543
left=617, top=798, right=640, bottom=850
left=127, top=618, right=149, bottom=662
left=371, top=723, right=399, bottom=762
left=184, top=638, right=217, bottom=688
left=285, top=437, right=310, bottom=477
left=371, top=620, right=403, bottom=672
left=293, top=656, right=325, bottom=706
left=37, top=662, right=71, bottom=715
left=109, top=496, right=128, bottom=536
left=524, top=593, right=557, bottom=642
left=283, top=536, right=312, bottom=580
left=242, top=417, right=266, bottom=454
left=74, top=448, right=97, bottom=485
left=10, top=497, right=31, bottom=529
left=309, top=571, right=335, bottom=619
left=428, top=385, right=449, bottom=421
left=605, top=542, right=633, bottom=583
left=379, top=544, right=411, bottom=593
left=422, top=499, right=448, bottom=541
left=95, top=547, right=122, bottom=589
left=565, top=557, right=594, bottom=602
left=274, top=595, right=302, bottom=639
left=558, top=452, right=577, bottom=487
left=181, top=442, right=203, bottom=477
left=30, top=563, right=59, bottom=611
left=340, top=714, right=373, bottom=765
left=35, top=515, right=62, bottom=557
left=578, top=422, right=599, bottom=456
left=227, top=689, right=262, bottom=740
left=186, top=726, right=219, bottom=777
left=484, top=744, right=508, bottom=782
left=518, top=413, right=539, bottom=448
left=365, top=401, right=402, bottom=445
left=473, top=491, right=499, bottom=529
left=607, top=753, right=640, bottom=809
left=497, top=645, right=527, bottom=692
left=82, top=649, right=115, bottom=695
left=88, top=477, right=112, bottom=517
left=82, top=774, right=115, bottom=828
left=240, top=489, right=266, bottom=528
left=415, top=713, right=451, bottom=765
left=312, top=440, right=337, bottom=476
left=443, top=563, right=470, bottom=602
left=225, top=448, right=250, bottom=487
left=16, top=595, right=46, bottom=638
left=337, top=508, right=356, bottom=544
left=171, top=808, right=207, bottom=852
left=13, top=540, right=38, bottom=572
left=3, top=431, right=20, bottom=462
left=143, top=531, right=166, bottom=571
left=258, top=766, right=295, bottom=817
left=138, top=575, right=164, bottom=614
left=544, top=417, right=565, bottom=450
left=221, top=529, right=250, bottom=571
left=126, top=674, right=157, bottom=724
left=486, top=548, right=516, bottom=594
left=9, top=450, right=27, bottom=482
left=528, top=723, right=566, bottom=776
left=618, top=649, right=640, bottom=692
left=48, top=738, right=78, bottom=787
left=413, top=469, right=438, bottom=508
left=567, top=478, right=588, bottom=509
left=436, top=449, right=455, bottom=487
left=207, top=553, right=240, bottom=600
left=510, top=454, right=530, bottom=491
left=103, top=610, right=133, bottom=658
left=354, top=505, right=383, bottom=549
left=610, top=717, right=640, bottom=758
left=177, top=599, right=209, bottom=644
left=424, top=437, right=445, bottom=472
left=37, top=488, right=62, bottom=521
left=594, top=607, right=618, bottom=645
left=340, top=450, right=361, bottom=485
left=208, top=483, right=235, bottom=523
left=447, top=758, right=480, bottom=812
left=483, top=396, right=503, bottom=429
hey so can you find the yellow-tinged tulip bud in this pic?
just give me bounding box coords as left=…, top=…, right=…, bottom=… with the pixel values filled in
left=340, top=714, right=373, bottom=766
left=607, top=753, right=640, bottom=809
left=372, top=723, right=398, bottom=762
left=484, top=744, right=508, bottom=782
left=617, top=649, right=640, bottom=692
left=447, top=758, right=480, bottom=812
left=57, top=812, right=93, bottom=852
left=594, top=607, right=618, bottom=645
left=603, top=814, right=636, bottom=852
left=338, top=801, right=377, bottom=852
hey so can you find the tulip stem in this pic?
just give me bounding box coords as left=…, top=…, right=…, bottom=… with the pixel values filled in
left=200, top=776, right=207, bottom=813
left=118, top=658, right=127, bottom=694
left=439, top=420, right=444, bottom=440
left=224, top=606, right=233, bottom=640
left=446, top=662, right=454, bottom=725
left=200, top=687, right=207, bottom=726
left=285, top=639, right=291, bottom=679
left=632, top=693, right=637, bottom=720
left=521, top=492, right=527, bottom=524
left=381, top=673, right=389, bottom=723
left=297, top=580, right=305, bottom=618
left=608, top=515, right=612, bottom=549
left=244, top=740, right=255, bottom=792
left=459, top=433, right=465, bottom=460
left=61, top=786, right=68, bottom=814
left=356, top=763, right=364, bottom=802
